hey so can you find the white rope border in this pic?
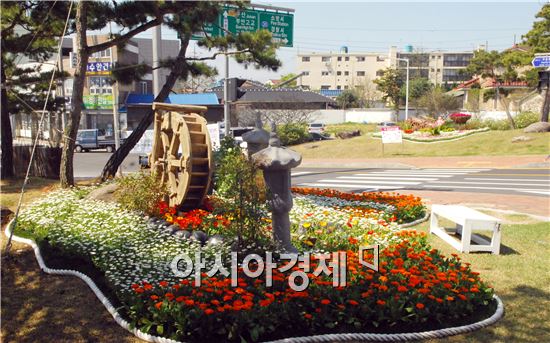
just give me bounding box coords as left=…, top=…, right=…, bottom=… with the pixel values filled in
left=371, top=128, right=490, bottom=144
left=4, top=220, right=503, bottom=343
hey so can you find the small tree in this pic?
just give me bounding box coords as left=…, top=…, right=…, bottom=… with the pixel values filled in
left=400, top=78, right=432, bottom=110
left=336, top=89, right=360, bottom=109
left=355, top=76, right=379, bottom=108
left=418, top=87, right=461, bottom=117
left=374, top=68, right=403, bottom=115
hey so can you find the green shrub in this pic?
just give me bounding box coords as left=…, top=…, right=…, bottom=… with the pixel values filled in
left=114, top=172, right=167, bottom=216
left=514, top=111, right=539, bottom=129
left=462, top=117, right=484, bottom=130
left=483, top=118, right=512, bottom=130
left=277, top=123, right=310, bottom=146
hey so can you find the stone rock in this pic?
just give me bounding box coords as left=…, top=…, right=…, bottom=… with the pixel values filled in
left=207, top=234, right=224, bottom=246
left=85, top=183, right=118, bottom=203
left=1, top=206, right=13, bottom=225
left=524, top=122, right=550, bottom=133
left=165, top=225, right=180, bottom=234
left=191, top=230, right=208, bottom=244
left=180, top=230, right=192, bottom=239
left=337, top=130, right=361, bottom=139
left=511, top=136, right=534, bottom=143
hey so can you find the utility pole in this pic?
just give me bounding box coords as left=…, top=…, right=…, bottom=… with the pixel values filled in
left=223, top=10, right=231, bottom=136
left=152, top=24, right=162, bottom=96
left=397, top=57, right=410, bottom=121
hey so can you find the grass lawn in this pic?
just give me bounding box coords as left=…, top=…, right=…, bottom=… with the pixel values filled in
left=295, top=129, right=550, bottom=159
left=1, top=181, right=548, bottom=342
left=414, top=219, right=550, bottom=343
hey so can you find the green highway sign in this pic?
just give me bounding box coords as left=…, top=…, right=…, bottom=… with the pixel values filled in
left=191, top=5, right=293, bottom=47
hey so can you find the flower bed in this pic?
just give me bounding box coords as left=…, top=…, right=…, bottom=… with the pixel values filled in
left=372, top=127, right=490, bottom=142
left=15, top=187, right=496, bottom=342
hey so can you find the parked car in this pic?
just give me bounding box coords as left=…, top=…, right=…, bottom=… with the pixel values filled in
left=75, top=129, right=125, bottom=152
left=378, top=121, right=397, bottom=127
left=308, top=132, right=333, bottom=141
left=308, top=123, right=326, bottom=133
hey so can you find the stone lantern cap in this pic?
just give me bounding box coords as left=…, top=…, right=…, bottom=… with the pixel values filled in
left=252, top=128, right=302, bottom=170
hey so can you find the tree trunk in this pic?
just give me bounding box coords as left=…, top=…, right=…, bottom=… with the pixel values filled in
left=100, top=36, right=191, bottom=180
left=1, top=66, right=15, bottom=179
left=541, top=82, right=550, bottom=123
left=60, top=1, right=88, bottom=188
left=500, top=96, right=516, bottom=129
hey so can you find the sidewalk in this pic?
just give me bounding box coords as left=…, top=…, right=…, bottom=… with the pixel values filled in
left=300, top=155, right=550, bottom=169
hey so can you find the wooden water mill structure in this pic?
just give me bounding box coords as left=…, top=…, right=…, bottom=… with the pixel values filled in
left=150, top=103, right=214, bottom=210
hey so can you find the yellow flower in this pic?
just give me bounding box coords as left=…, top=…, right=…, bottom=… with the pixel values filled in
left=303, top=222, right=311, bottom=228
left=319, top=221, right=327, bottom=227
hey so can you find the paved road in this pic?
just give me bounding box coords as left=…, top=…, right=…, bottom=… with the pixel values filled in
left=75, top=153, right=549, bottom=198
left=74, top=151, right=141, bottom=178
left=291, top=167, right=550, bottom=198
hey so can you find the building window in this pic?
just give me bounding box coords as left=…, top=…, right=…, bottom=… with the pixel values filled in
left=302, top=85, right=310, bottom=90
left=303, top=71, right=310, bottom=76
left=321, top=85, right=330, bottom=90
left=376, top=56, right=385, bottom=62
left=443, top=53, right=473, bottom=67
left=431, top=68, right=435, bottom=72
left=442, top=68, right=467, bottom=82
left=91, top=49, right=111, bottom=58
left=344, top=71, right=349, bottom=76
left=376, top=70, right=384, bottom=77
left=345, top=56, right=349, bottom=61
left=302, top=56, right=310, bottom=62
left=88, top=76, right=112, bottom=94
left=431, top=55, right=436, bottom=59
left=336, top=71, right=342, bottom=76
left=321, top=71, right=330, bottom=76
left=140, top=81, right=147, bottom=94
left=337, top=56, right=342, bottom=61
left=356, top=56, right=365, bottom=62
left=336, top=85, right=341, bottom=90
left=321, top=56, right=331, bottom=62
left=357, top=71, right=365, bottom=76
left=437, top=55, right=441, bottom=59
left=344, top=86, right=349, bottom=89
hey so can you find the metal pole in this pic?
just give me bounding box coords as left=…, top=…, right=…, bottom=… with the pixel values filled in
left=152, top=25, right=162, bottom=97
left=405, top=58, right=409, bottom=121
left=224, top=52, right=230, bottom=136
left=109, top=47, right=121, bottom=170
left=57, top=53, right=66, bottom=132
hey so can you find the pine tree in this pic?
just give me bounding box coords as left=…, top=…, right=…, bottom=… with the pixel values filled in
left=99, top=2, right=281, bottom=180
left=1, top=1, right=70, bottom=179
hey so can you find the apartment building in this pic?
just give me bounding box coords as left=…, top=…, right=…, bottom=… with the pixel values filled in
left=58, top=35, right=180, bottom=132
left=297, top=47, right=474, bottom=91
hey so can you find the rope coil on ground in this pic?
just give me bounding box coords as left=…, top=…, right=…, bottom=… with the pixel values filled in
left=4, top=220, right=503, bottom=343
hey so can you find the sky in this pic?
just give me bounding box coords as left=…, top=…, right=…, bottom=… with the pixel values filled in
left=133, top=1, right=546, bottom=83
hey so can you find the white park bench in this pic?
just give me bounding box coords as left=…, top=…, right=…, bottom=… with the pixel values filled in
left=430, top=205, right=502, bottom=255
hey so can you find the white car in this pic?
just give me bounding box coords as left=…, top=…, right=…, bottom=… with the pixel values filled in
left=308, top=123, right=326, bottom=133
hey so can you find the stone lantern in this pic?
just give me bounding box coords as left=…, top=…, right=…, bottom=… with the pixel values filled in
left=252, top=123, right=302, bottom=253
left=242, top=112, right=269, bottom=156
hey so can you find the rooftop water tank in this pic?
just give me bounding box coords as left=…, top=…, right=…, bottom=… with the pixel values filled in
left=340, top=46, right=349, bottom=53
left=404, top=44, right=413, bottom=53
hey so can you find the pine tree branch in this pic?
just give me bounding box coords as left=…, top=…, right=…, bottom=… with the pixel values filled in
left=186, top=49, right=252, bottom=61
left=87, top=17, right=163, bottom=54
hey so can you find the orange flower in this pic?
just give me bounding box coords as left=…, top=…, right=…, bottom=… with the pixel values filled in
left=416, top=303, right=425, bottom=309
left=159, top=281, right=168, bottom=287
left=320, top=299, right=331, bottom=305
left=155, top=301, right=163, bottom=309
left=348, top=300, right=359, bottom=306
left=204, top=308, right=215, bottom=315
left=376, top=300, right=386, bottom=306
left=304, top=313, right=313, bottom=319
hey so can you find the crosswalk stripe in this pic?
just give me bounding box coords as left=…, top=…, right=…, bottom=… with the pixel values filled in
left=359, top=173, right=455, bottom=178
left=427, top=185, right=546, bottom=192
left=291, top=172, right=312, bottom=176
left=519, top=190, right=550, bottom=196
left=318, top=179, right=420, bottom=185
left=465, top=177, right=550, bottom=182
left=299, top=183, right=403, bottom=190
left=429, top=181, right=550, bottom=187
left=338, top=176, right=439, bottom=181
left=374, top=171, right=470, bottom=174
left=419, top=169, right=490, bottom=172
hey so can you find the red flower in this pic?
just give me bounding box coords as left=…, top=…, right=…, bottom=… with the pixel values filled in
left=204, top=308, right=215, bottom=315
left=416, top=303, right=425, bottom=309
left=154, top=302, right=163, bottom=309
left=320, top=299, right=331, bottom=305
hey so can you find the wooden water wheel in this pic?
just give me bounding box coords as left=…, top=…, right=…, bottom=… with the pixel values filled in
left=150, top=103, right=213, bottom=210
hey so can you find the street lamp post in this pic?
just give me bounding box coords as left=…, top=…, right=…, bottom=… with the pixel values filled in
left=396, top=57, right=410, bottom=121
